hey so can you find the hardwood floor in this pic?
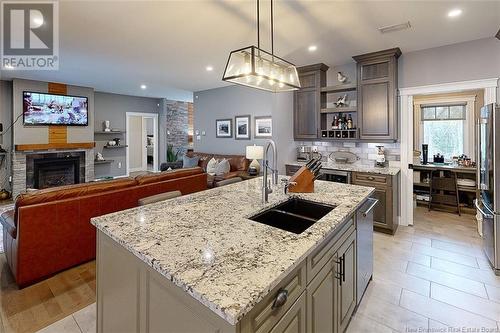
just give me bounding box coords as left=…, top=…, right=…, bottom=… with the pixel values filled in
left=0, top=257, right=95, bottom=333
left=1, top=207, right=499, bottom=332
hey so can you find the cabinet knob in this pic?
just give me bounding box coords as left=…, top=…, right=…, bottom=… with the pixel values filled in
left=272, top=289, right=289, bottom=309
left=368, top=176, right=375, bottom=180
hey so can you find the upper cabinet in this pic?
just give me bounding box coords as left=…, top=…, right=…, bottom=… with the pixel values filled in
left=294, top=63, right=329, bottom=140
left=353, top=48, right=401, bottom=141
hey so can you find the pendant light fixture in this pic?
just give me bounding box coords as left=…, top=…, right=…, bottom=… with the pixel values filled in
left=222, top=0, right=301, bottom=92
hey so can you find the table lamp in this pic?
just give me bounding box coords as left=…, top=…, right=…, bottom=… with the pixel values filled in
left=246, top=145, right=264, bottom=176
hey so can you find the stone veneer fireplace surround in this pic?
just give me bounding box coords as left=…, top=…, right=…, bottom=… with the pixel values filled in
left=12, top=149, right=95, bottom=198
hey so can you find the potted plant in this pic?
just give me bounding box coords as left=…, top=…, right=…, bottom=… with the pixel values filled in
left=162, top=144, right=183, bottom=170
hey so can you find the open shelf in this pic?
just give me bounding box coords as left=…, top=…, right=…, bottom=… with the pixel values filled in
left=103, top=145, right=128, bottom=149
left=94, top=131, right=125, bottom=134
left=94, top=160, right=114, bottom=165
left=320, top=84, right=356, bottom=93
left=321, top=107, right=357, bottom=113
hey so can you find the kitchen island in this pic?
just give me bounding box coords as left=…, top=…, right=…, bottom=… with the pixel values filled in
left=92, top=177, right=374, bottom=333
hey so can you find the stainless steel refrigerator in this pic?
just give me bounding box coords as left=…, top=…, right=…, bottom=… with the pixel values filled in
left=477, top=103, right=500, bottom=275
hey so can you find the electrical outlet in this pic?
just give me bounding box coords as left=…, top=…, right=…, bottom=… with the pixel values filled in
left=118, top=162, right=122, bottom=169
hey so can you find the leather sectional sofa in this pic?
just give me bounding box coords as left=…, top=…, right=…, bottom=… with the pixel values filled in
left=1, top=167, right=207, bottom=287
left=186, top=152, right=250, bottom=188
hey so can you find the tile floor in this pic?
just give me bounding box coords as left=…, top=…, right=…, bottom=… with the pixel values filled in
left=2, top=207, right=499, bottom=333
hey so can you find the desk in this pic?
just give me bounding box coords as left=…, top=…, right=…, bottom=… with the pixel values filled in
left=413, top=164, right=477, bottom=214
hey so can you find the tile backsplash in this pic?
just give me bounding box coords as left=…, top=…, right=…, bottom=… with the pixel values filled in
left=295, top=141, right=401, bottom=166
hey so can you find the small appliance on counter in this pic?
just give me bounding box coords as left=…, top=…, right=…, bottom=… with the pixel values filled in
left=422, top=144, right=429, bottom=165
left=375, top=145, right=387, bottom=167
left=433, top=153, right=445, bottom=164
left=296, top=146, right=312, bottom=161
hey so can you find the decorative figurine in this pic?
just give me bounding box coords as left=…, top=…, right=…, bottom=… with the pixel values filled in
left=335, top=93, right=348, bottom=107
left=96, top=152, right=105, bottom=161
left=337, top=72, right=347, bottom=83
left=103, top=120, right=111, bottom=132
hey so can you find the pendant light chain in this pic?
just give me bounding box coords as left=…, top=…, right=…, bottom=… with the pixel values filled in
left=257, top=0, right=260, bottom=49
left=271, top=0, right=274, bottom=59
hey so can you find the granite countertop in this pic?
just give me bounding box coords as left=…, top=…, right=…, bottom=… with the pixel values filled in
left=287, top=160, right=401, bottom=175
left=91, top=177, right=374, bottom=326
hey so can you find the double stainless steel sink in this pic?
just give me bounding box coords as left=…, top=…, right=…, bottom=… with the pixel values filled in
left=250, top=197, right=336, bottom=234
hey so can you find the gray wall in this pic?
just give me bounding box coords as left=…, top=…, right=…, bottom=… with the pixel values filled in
left=12, top=79, right=95, bottom=144
left=94, top=92, right=161, bottom=177
left=193, top=85, right=295, bottom=172
left=399, top=37, right=500, bottom=96
left=0, top=80, right=13, bottom=190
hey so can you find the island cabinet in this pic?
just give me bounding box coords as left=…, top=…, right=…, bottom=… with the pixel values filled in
left=352, top=172, right=399, bottom=234
left=352, top=48, right=401, bottom=141
left=293, top=63, right=329, bottom=140
left=97, top=217, right=359, bottom=333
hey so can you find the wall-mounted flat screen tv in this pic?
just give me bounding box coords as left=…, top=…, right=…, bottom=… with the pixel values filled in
left=23, top=91, right=88, bottom=126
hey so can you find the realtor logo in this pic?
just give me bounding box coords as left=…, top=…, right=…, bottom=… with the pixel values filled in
left=1, top=1, right=59, bottom=70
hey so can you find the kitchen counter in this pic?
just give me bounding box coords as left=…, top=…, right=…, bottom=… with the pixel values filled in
left=287, top=160, right=401, bottom=175
left=91, top=177, right=374, bottom=326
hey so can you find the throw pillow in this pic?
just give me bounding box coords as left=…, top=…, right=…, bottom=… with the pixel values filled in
left=206, top=157, right=218, bottom=175
left=215, top=159, right=231, bottom=176
left=183, top=155, right=200, bottom=168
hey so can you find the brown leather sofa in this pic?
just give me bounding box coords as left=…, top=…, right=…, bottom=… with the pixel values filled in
left=187, top=152, right=250, bottom=188
left=1, top=167, right=207, bottom=287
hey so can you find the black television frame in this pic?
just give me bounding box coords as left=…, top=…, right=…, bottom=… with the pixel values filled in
left=22, top=90, right=89, bottom=127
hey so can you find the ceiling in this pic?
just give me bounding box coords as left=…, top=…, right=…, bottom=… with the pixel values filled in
left=1, top=0, right=498, bottom=99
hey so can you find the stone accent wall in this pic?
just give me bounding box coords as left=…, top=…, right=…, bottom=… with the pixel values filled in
left=12, top=148, right=95, bottom=198
left=294, top=141, right=401, bottom=165
left=159, top=99, right=191, bottom=162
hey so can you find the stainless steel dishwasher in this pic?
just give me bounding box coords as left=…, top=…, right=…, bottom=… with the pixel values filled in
left=356, top=198, right=378, bottom=305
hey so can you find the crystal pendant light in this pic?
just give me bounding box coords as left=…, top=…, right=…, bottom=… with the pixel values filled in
left=222, top=0, right=300, bottom=92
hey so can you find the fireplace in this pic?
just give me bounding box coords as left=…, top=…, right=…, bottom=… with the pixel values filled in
left=34, top=157, right=80, bottom=189
left=25, top=151, right=87, bottom=191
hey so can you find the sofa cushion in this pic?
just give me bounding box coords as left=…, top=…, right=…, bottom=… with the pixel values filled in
left=15, top=177, right=138, bottom=212
left=0, top=210, right=16, bottom=238
left=188, top=152, right=249, bottom=172
left=215, top=159, right=231, bottom=176
left=182, top=155, right=200, bottom=168
left=135, top=167, right=203, bottom=185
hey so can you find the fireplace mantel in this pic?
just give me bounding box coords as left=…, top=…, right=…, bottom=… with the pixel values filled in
left=15, top=142, right=95, bottom=151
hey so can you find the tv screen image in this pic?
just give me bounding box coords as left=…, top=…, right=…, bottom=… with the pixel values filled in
left=23, top=91, right=88, bottom=126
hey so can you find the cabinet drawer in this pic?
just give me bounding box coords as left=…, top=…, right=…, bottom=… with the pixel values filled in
left=307, top=217, right=355, bottom=283
left=240, top=263, right=306, bottom=333
left=353, top=172, right=391, bottom=186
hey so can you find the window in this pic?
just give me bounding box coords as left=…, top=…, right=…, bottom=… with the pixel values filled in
left=421, top=104, right=466, bottom=160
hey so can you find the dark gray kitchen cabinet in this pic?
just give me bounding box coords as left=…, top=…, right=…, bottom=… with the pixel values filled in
left=307, top=221, right=357, bottom=333
left=352, top=172, right=399, bottom=235
left=293, top=64, right=328, bottom=140
left=337, top=232, right=356, bottom=333
left=353, top=48, right=401, bottom=141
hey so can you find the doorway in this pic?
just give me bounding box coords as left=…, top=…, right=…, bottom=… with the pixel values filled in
left=126, top=112, right=158, bottom=175
left=399, top=78, right=498, bottom=228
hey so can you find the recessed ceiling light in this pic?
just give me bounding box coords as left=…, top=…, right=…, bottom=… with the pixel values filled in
left=448, top=9, right=462, bottom=18
left=308, top=45, right=317, bottom=52
left=140, top=84, right=147, bottom=90
left=206, top=66, right=214, bottom=71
